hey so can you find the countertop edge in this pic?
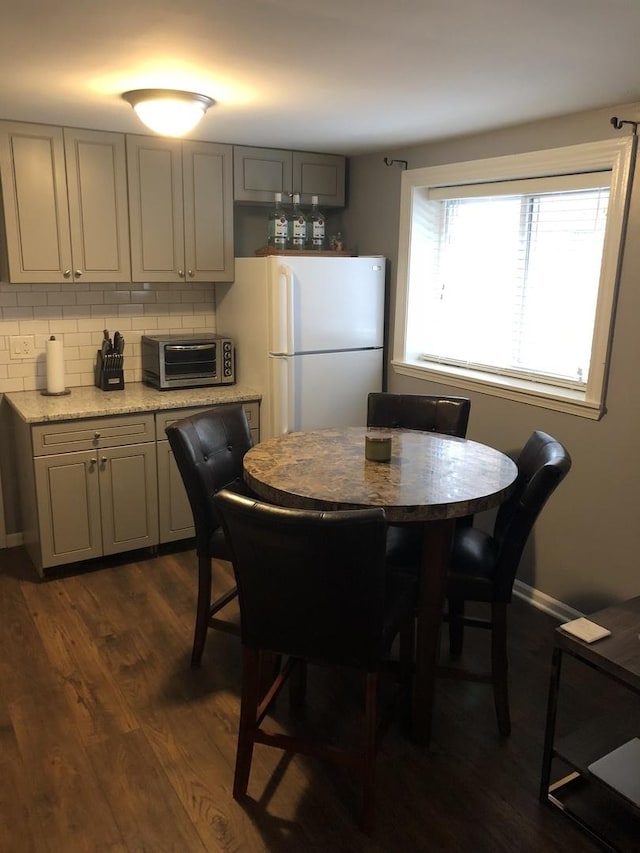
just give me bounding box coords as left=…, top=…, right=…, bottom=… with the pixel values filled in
left=3, top=383, right=262, bottom=424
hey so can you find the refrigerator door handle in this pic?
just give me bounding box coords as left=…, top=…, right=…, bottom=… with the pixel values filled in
left=269, top=355, right=293, bottom=436
left=270, top=264, right=295, bottom=355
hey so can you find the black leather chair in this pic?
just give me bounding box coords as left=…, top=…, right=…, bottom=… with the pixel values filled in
left=213, top=489, right=417, bottom=833
left=367, top=391, right=471, bottom=436
left=393, top=429, right=572, bottom=737
left=369, top=391, right=472, bottom=555
left=165, top=404, right=254, bottom=667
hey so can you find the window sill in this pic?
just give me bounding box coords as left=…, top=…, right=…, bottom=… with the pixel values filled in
left=391, top=359, right=604, bottom=420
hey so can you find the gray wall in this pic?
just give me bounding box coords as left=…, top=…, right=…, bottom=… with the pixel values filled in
left=343, top=101, right=640, bottom=613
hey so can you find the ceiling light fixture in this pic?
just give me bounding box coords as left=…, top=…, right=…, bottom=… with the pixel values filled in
left=122, top=89, right=215, bottom=137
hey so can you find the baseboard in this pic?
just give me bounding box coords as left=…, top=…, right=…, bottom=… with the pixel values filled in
left=3, top=532, right=24, bottom=549
left=513, top=579, right=583, bottom=623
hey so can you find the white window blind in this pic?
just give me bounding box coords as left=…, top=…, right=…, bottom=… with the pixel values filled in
left=393, top=139, right=635, bottom=418
left=419, top=175, right=609, bottom=388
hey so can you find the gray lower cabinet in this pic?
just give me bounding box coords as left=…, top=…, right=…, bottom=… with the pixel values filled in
left=17, top=413, right=159, bottom=574
left=156, top=402, right=260, bottom=543
left=15, top=402, right=259, bottom=573
left=34, top=442, right=158, bottom=565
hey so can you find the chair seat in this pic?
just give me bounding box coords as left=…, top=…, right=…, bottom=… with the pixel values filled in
left=447, top=527, right=499, bottom=603
left=379, top=572, right=418, bottom=660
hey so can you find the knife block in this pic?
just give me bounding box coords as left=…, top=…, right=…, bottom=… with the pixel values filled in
left=95, top=350, right=125, bottom=391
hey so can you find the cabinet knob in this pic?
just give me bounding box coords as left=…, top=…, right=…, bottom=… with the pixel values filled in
left=89, top=458, right=97, bottom=465
left=188, top=269, right=194, bottom=278
left=63, top=269, right=72, bottom=278
left=94, top=431, right=101, bottom=439
left=178, top=269, right=185, bottom=278
left=101, top=457, right=107, bottom=465
left=74, top=270, right=83, bottom=278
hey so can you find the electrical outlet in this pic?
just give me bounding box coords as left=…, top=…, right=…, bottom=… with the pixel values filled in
left=9, top=335, right=36, bottom=360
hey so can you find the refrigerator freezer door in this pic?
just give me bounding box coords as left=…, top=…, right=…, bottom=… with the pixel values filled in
left=268, top=348, right=383, bottom=438
left=268, top=256, right=385, bottom=355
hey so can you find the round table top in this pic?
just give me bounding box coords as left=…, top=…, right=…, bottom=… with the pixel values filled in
left=243, top=427, right=518, bottom=523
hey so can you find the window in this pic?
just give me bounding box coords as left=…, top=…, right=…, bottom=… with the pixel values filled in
left=393, top=139, right=634, bottom=418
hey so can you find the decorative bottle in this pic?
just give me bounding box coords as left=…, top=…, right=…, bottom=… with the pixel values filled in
left=308, top=195, right=326, bottom=250
left=287, top=193, right=308, bottom=250
left=267, top=192, right=288, bottom=251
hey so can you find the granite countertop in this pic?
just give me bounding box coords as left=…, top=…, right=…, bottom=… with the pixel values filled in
left=4, top=383, right=261, bottom=424
left=243, top=426, right=518, bottom=523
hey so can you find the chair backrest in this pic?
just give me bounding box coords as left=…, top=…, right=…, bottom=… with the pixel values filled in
left=165, top=404, right=253, bottom=556
left=367, top=392, right=471, bottom=437
left=213, top=489, right=389, bottom=669
left=493, top=430, right=572, bottom=598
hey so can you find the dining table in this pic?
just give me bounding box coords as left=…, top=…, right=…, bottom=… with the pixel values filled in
left=242, top=426, right=518, bottom=746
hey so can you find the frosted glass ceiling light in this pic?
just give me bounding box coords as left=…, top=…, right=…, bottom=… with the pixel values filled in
left=122, top=89, right=215, bottom=137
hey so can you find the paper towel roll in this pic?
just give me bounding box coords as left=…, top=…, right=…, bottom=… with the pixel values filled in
left=46, top=336, right=65, bottom=394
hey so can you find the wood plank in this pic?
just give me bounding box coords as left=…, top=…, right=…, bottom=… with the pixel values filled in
left=19, top=575, right=139, bottom=744
left=85, top=729, right=210, bottom=852
left=0, top=545, right=603, bottom=851
left=9, top=686, right=126, bottom=850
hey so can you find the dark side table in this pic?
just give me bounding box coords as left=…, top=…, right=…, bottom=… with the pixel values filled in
left=540, top=596, right=640, bottom=850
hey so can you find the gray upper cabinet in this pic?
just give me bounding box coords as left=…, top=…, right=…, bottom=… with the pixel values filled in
left=64, top=128, right=131, bottom=283
left=234, top=145, right=346, bottom=207
left=0, top=122, right=131, bottom=283
left=127, top=135, right=234, bottom=283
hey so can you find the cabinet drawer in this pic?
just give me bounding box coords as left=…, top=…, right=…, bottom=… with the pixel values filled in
left=155, top=402, right=260, bottom=441
left=32, top=414, right=155, bottom=456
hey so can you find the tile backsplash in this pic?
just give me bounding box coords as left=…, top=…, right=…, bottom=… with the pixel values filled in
left=0, top=280, right=218, bottom=393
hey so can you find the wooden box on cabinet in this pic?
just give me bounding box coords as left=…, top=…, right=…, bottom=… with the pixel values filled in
left=16, top=414, right=159, bottom=574
left=155, top=402, right=260, bottom=544
left=233, top=145, right=346, bottom=207
left=126, top=135, right=234, bottom=283
left=0, top=122, right=131, bottom=283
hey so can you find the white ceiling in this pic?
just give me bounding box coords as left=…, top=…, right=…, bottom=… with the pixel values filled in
left=3, top=0, right=640, bottom=155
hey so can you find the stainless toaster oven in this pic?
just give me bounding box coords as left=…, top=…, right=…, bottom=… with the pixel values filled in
left=141, top=334, right=235, bottom=390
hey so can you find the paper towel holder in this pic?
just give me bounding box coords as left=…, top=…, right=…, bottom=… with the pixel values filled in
left=41, top=335, right=71, bottom=396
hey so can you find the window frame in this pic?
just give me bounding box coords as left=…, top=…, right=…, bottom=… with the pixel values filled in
left=392, top=138, right=635, bottom=420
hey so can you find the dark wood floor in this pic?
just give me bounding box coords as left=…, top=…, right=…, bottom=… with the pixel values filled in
left=0, top=544, right=609, bottom=852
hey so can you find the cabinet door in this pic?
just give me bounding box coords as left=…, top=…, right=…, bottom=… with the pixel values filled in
left=99, top=443, right=159, bottom=555
left=0, top=121, right=73, bottom=283
left=34, top=451, right=102, bottom=568
left=157, top=439, right=195, bottom=543
left=292, top=151, right=346, bottom=207
left=64, top=128, right=131, bottom=282
left=127, top=134, right=185, bottom=282
left=182, top=140, right=234, bottom=282
left=233, top=145, right=292, bottom=203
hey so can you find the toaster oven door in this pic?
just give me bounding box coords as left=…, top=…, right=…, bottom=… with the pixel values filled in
left=164, top=342, right=217, bottom=385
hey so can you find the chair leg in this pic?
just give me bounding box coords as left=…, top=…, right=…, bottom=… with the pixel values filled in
left=258, top=652, right=282, bottom=701
left=491, top=602, right=511, bottom=737
left=191, top=554, right=212, bottom=668
left=360, top=671, right=378, bottom=834
left=398, top=617, right=415, bottom=729
left=289, top=658, right=307, bottom=711
left=448, top=597, right=465, bottom=658
left=233, top=647, right=261, bottom=800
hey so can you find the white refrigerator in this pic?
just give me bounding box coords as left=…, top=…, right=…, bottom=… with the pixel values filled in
left=215, top=256, right=385, bottom=439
